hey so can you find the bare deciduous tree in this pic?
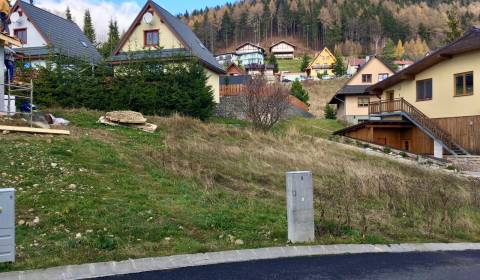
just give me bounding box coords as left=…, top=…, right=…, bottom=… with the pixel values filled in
left=244, top=78, right=289, bottom=130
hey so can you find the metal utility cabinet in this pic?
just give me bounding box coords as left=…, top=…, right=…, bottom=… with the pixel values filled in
left=286, top=171, right=314, bottom=243
left=0, top=188, right=15, bottom=263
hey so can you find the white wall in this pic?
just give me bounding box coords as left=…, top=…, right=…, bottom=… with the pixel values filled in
left=9, top=10, right=47, bottom=48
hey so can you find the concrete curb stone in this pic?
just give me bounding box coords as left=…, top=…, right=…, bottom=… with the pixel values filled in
left=1, top=243, right=480, bottom=280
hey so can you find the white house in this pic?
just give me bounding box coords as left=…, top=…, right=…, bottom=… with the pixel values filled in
left=269, top=40, right=295, bottom=59
left=235, top=43, right=265, bottom=66
left=9, top=0, right=101, bottom=67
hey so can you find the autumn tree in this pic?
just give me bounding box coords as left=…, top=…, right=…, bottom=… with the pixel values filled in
left=395, top=40, right=405, bottom=60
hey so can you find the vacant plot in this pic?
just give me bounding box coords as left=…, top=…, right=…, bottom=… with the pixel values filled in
left=304, top=79, right=347, bottom=117
left=278, top=59, right=302, bottom=72
left=0, top=110, right=479, bottom=271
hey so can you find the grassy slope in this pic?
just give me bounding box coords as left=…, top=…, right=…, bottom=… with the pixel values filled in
left=303, top=79, right=348, bottom=117
left=278, top=59, right=302, bottom=72
left=1, top=110, right=479, bottom=271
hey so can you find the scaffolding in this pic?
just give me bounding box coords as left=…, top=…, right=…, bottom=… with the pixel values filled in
left=1, top=80, right=34, bottom=127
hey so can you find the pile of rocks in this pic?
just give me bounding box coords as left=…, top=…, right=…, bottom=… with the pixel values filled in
left=98, top=111, right=157, bottom=133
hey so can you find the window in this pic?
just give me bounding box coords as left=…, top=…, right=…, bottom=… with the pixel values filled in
left=362, top=74, right=372, bottom=83
left=416, top=79, right=433, bottom=101
left=358, top=97, right=370, bottom=107
left=378, top=73, right=389, bottom=81
left=14, top=28, right=27, bottom=44
left=454, top=72, right=474, bottom=96
left=144, top=30, right=159, bottom=47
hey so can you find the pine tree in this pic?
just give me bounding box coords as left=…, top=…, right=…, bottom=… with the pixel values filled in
left=444, top=8, right=463, bottom=44
left=395, top=40, right=405, bottom=60
left=219, top=10, right=234, bottom=49
left=83, top=10, right=96, bottom=44
left=267, top=54, right=279, bottom=73
left=290, top=80, right=309, bottom=106
left=332, top=52, right=346, bottom=77
left=380, top=39, right=397, bottom=70
left=65, top=6, right=72, bottom=21
left=101, top=20, right=120, bottom=58
left=324, top=105, right=336, bottom=120
left=300, top=54, right=311, bottom=72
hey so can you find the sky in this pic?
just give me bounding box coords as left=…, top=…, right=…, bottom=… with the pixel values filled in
left=33, top=0, right=232, bottom=42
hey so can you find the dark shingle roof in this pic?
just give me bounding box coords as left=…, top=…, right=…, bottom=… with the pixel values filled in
left=150, top=2, right=224, bottom=74
left=220, top=75, right=251, bottom=85
left=337, top=85, right=370, bottom=95
left=17, top=1, right=101, bottom=64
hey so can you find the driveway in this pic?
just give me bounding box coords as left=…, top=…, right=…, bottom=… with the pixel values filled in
left=91, top=250, right=480, bottom=280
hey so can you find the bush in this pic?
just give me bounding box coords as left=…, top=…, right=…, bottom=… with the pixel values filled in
left=31, top=54, right=215, bottom=120
left=244, top=78, right=289, bottom=130
left=324, top=105, right=336, bottom=119
left=290, top=80, right=309, bottom=106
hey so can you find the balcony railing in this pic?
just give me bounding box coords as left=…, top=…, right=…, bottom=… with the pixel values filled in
left=368, top=98, right=469, bottom=155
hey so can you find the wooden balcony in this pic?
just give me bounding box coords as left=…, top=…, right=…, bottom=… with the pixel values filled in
left=368, top=98, right=469, bottom=156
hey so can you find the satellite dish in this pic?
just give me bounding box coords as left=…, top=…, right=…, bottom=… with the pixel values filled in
left=143, top=12, right=153, bottom=24
left=10, top=12, right=20, bottom=23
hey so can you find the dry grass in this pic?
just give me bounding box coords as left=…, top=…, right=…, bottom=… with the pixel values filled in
left=304, top=79, right=347, bottom=117
left=1, top=109, right=479, bottom=271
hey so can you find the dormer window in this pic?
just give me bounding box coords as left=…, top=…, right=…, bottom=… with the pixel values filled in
left=14, top=28, right=27, bottom=44
left=144, top=30, right=159, bottom=47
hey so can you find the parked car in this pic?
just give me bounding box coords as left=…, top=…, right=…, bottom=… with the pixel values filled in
left=321, top=75, right=332, bottom=80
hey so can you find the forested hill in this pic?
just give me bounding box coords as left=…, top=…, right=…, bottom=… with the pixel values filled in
left=182, top=0, right=480, bottom=57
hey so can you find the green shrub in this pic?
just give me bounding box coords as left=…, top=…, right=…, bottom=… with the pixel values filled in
left=383, top=147, right=392, bottom=154
left=32, top=54, right=215, bottom=120
left=290, top=80, right=309, bottom=106
left=324, top=105, right=336, bottom=119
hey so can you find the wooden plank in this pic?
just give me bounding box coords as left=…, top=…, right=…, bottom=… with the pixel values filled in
left=0, top=33, right=22, bottom=47
left=0, top=125, right=70, bottom=135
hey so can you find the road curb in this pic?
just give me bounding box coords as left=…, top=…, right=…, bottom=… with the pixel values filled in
left=1, top=243, right=480, bottom=280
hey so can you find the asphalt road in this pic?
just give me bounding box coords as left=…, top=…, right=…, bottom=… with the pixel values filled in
left=92, top=250, right=480, bottom=280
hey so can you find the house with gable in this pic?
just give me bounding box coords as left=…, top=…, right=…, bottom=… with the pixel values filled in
left=335, top=27, right=480, bottom=159
left=8, top=0, right=101, bottom=67
left=108, top=0, right=225, bottom=102
left=270, top=40, right=296, bottom=59
left=329, top=56, right=395, bottom=124
left=235, top=42, right=265, bottom=66
left=305, top=47, right=336, bottom=79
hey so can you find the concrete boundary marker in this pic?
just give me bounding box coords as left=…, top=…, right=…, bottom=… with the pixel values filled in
left=1, top=243, right=480, bottom=280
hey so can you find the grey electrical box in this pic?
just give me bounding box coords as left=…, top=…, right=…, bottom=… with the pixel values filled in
left=0, top=188, right=15, bottom=263
left=286, top=171, right=314, bottom=243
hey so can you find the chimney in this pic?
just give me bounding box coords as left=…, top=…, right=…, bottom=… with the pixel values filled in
left=365, top=55, right=371, bottom=62
left=30, top=0, right=34, bottom=5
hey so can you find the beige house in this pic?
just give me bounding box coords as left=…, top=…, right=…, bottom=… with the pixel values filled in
left=270, top=40, right=296, bottom=59
left=336, top=27, right=480, bottom=158
left=305, top=47, right=336, bottom=78
left=108, top=0, right=225, bottom=102
left=329, top=57, right=394, bottom=124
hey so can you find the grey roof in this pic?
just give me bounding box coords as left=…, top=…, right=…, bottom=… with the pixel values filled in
left=15, top=46, right=52, bottom=57
left=109, top=49, right=191, bottom=62
left=337, top=85, right=370, bottom=95
left=150, top=1, right=224, bottom=74
left=220, top=75, right=251, bottom=85
left=17, top=1, right=101, bottom=64
left=328, top=85, right=370, bottom=104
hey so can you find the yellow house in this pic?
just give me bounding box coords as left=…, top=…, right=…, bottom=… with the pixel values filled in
left=306, top=47, right=336, bottom=79
left=335, top=27, right=480, bottom=158
left=329, top=57, right=394, bottom=124
left=109, top=0, right=225, bottom=102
